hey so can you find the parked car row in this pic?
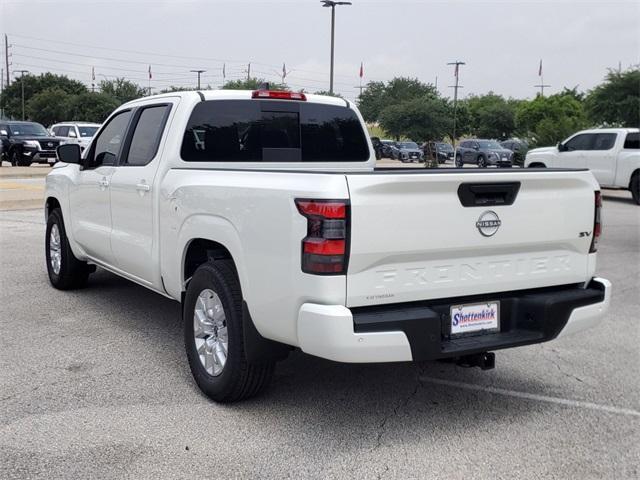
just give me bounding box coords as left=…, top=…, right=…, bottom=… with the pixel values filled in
left=0, top=120, right=101, bottom=167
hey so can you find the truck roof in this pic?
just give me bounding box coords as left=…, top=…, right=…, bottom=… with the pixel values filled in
left=576, top=127, right=639, bottom=134
left=121, top=89, right=350, bottom=108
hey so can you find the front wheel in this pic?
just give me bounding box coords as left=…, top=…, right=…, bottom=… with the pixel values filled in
left=46, top=209, right=92, bottom=289
left=184, top=260, right=274, bottom=402
left=478, top=155, right=487, bottom=168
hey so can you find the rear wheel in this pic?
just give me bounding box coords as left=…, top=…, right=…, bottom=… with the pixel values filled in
left=631, top=173, right=640, bottom=205
left=184, top=260, right=274, bottom=402
left=46, top=209, right=92, bottom=289
left=478, top=155, right=487, bottom=168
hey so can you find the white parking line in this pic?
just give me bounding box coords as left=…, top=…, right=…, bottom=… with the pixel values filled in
left=420, top=376, right=640, bottom=418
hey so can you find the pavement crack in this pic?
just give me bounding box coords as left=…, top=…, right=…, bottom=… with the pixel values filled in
left=372, top=367, right=421, bottom=454
left=544, top=347, right=586, bottom=384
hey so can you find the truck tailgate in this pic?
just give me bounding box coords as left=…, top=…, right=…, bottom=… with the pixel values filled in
left=345, top=170, right=598, bottom=308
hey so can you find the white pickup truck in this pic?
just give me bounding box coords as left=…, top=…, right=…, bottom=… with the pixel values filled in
left=525, top=128, right=640, bottom=204
left=46, top=90, right=611, bottom=402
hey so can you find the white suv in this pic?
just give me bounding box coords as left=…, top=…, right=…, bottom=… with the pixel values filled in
left=50, top=122, right=101, bottom=151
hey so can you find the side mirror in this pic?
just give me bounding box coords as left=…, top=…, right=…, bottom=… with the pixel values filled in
left=557, top=142, right=567, bottom=152
left=57, top=143, right=82, bottom=164
left=473, top=145, right=479, bottom=151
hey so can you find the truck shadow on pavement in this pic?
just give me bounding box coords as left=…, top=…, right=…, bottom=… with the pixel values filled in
left=76, top=268, right=547, bottom=436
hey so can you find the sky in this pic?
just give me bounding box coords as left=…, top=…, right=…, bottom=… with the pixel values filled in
left=1, top=0, right=638, bottom=102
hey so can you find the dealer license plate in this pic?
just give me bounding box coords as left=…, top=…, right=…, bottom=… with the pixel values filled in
left=450, top=301, right=500, bottom=336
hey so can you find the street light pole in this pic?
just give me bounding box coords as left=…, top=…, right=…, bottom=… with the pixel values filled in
left=190, top=69, right=206, bottom=90
left=447, top=61, right=465, bottom=148
left=321, top=1, right=352, bottom=94
left=15, top=69, right=29, bottom=120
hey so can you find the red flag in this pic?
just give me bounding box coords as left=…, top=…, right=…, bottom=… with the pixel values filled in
left=148, top=65, right=152, bottom=80
left=359, top=62, right=363, bottom=79
left=538, top=59, right=542, bottom=77
left=454, top=63, right=459, bottom=78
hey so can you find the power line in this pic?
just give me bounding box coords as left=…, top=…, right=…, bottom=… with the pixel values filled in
left=8, top=32, right=361, bottom=80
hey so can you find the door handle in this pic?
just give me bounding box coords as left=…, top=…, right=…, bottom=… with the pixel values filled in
left=136, top=183, right=151, bottom=192
left=98, top=178, right=109, bottom=188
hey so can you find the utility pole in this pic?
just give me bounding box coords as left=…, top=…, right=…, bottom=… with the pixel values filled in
left=534, top=81, right=551, bottom=96
left=190, top=69, right=206, bottom=90
left=321, top=1, right=352, bottom=94
left=4, top=34, right=10, bottom=87
left=447, top=61, right=465, bottom=148
left=246, top=63, right=251, bottom=82
left=16, top=70, right=29, bottom=120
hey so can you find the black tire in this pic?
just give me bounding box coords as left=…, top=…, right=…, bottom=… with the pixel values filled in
left=10, top=149, right=19, bottom=167
left=46, top=208, right=92, bottom=290
left=184, top=260, right=274, bottom=403
left=455, top=154, right=463, bottom=168
left=477, top=155, right=487, bottom=168
left=631, top=173, right=640, bottom=205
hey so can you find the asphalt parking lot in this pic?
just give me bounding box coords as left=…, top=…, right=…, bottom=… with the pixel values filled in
left=0, top=180, right=638, bottom=479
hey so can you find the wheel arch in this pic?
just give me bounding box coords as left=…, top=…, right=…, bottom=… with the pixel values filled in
left=45, top=196, right=61, bottom=219
left=528, top=162, right=547, bottom=168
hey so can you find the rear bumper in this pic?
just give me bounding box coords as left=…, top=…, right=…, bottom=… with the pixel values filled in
left=297, top=278, right=610, bottom=363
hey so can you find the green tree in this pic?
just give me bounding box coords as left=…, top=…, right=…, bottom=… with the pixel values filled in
left=379, top=95, right=452, bottom=141
left=26, top=88, right=72, bottom=126
left=314, top=90, right=343, bottom=98
left=65, top=92, right=120, bottom=123
left=585, top=68, right=640, bottom=126
left=0, top=73, right=87, bottom=120
left=358, top=77, right=436, bottom=123
left=222, top=78, right=287, bottom=91
left=99, top=78, right=147, bottom=103
left=516, top=93, right=587, bottom=146
left=464, top=93, right=517, bottom=139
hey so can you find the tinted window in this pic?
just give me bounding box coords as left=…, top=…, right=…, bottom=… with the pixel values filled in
left=8, top=123, right=49, bottom=136
left=181, top=100, right=369, bottom=162
left=591, top=133, right=616, bottom=150
left=89, top=110, right=132, bottom=168
left=124, top=105, right=170, bottom=166
left=564, top=134, right=593, bottom=151
left=624, top=132, right=640, bottom=149
left=78, top=126, right=99, bottom=137
left=57, top=126, right=70, bottom=137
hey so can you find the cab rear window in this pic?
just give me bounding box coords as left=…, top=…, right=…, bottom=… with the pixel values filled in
left=181, top=100, right=369, bottom=162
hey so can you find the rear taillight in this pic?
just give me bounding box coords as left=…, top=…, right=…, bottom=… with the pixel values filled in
left=590, top=191, right=602, bottom=253
left=296, top=199, right=349, bottom=275
left=252, top=90, right=307, bottom=101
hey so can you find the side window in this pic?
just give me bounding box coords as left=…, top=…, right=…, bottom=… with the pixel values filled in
left=591, top=133, right=616, bottom=151
left=123, top=105, right=171, bottom=166
left=624, top=132, right=640, bottom=149
left=57, top=126, right=70, bottom=137
left=51, top=126, right=59, bottom=135
left=564, top=134, right=593, bottom=151
left=88, top=110, right=132, bottom=168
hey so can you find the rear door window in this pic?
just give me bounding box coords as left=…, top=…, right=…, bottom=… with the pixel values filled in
left=122, top=105, right=171, bottom=166
left=591, top=133, right=616, bottom=150
left=181, top=100, right=369, bottom=162
left=624, top=132, right=639, bottom=149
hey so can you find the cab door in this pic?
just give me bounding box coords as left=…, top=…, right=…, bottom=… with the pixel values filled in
left=557, top=133, right=592, bottom=169
left=68, top=110, right=133, bottom=265
left=585, top=133, right=617, bottom=186
left=109, top=101, right=175, bottom=285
